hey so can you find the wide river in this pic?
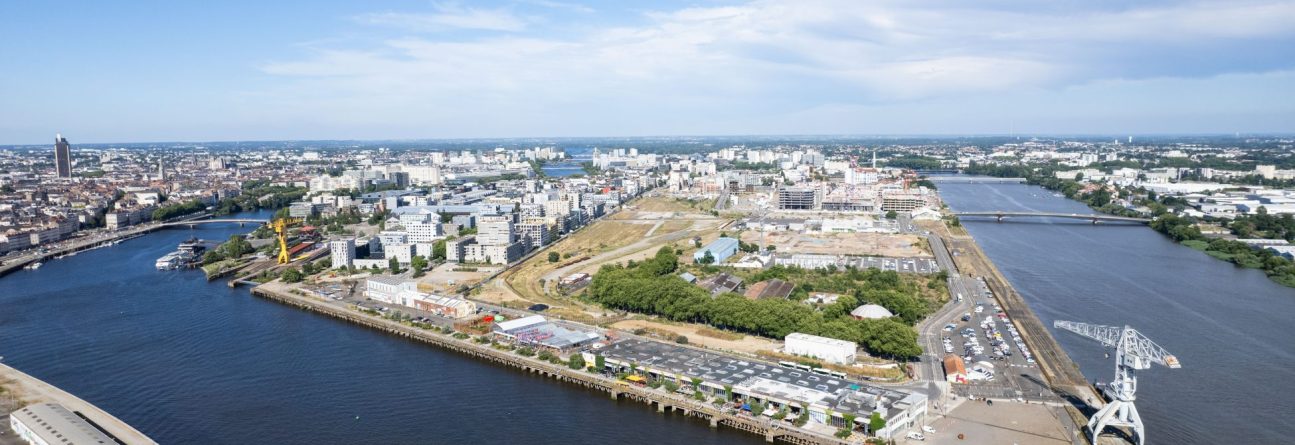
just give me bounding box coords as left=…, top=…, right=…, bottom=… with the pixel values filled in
left=0, top=210, right=760, bottom=444
left=939, top=181, right=1295, bottom=444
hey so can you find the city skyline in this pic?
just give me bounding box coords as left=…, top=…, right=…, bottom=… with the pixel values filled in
left=3, top=1, right=1294, bottom=143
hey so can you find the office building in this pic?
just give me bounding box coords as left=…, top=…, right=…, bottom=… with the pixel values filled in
left=777, top=186, right=821, bottom=210
left=477, top=215, right=514, bottom=246
left=54, top=134, right=71, bottom=178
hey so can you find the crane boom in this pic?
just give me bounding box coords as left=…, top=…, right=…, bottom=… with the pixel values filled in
left=1053, top=320, right=1181, bottom=445
left=1054, top=321, right=1180, bottom=369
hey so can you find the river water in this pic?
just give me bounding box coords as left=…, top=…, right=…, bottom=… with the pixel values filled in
left=0, top=210, right=758, bottom=444
left=939, top=181, right=1295, bottom=444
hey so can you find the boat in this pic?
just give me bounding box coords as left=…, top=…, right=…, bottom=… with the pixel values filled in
left=24, top=262, right=42, bottom=270
left=155, top=253, right=181, bottom=270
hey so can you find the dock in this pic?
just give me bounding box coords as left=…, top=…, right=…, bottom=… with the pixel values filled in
left=250, top=283, right=851, bottom=445
left=0, top=363, right=157, bottom=445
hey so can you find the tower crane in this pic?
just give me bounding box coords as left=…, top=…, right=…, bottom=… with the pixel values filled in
left=1054, top=320, right=1181, bottom=445
left=269, top=217, right=302, bottom=264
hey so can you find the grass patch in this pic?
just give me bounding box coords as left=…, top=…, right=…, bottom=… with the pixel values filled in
left=1180, top=240, right=1210, bottom=251
left=696, top=327, right=744, bottom=341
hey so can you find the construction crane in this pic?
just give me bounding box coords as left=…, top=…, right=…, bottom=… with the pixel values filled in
left=269, top=217, right=302, bottom=264
left=1054, top=320, right=1181, bottom=445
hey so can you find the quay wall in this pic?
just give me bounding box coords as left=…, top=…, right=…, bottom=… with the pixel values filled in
left=250, top=285, right=849, bottom=445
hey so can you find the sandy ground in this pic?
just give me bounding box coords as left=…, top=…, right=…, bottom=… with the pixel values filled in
left=416, top=263, right=500, bottom=293
left=909, top=399, right=1075, bottom=445
left=609, top=319, right=781, bottom=356
left=742, top=231, right=930, bottom=257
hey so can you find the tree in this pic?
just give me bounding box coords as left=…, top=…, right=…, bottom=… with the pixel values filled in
left=869, top=412, right=886, bottom=434
left=885, top=210, right=898, bottom=219
left=594, top=354, right=605, bottom=371
left=568, top=353, right=585, bottom=370
left=432, top=239, right=447, bottom=261
left=388, top=257, right=401, bottom=274
left=548, top=251, right=560, bottom=263
left=281, top=267, right=303, bottom=283
left=842, top=413, right=857, bottom=432
left=698, top=250, right=715, bottom=265
left=724, top=385, right=734, bottom=401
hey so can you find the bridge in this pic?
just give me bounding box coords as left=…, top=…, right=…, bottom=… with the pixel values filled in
left=927, top=176, right=1026, bottom=184
left=954, top=211, right=1151, bottom=224
left=156, top=218, right=269, bottom=228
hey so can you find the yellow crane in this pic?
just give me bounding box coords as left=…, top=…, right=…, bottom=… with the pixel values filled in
left=270, top=217, right=302, bottom=264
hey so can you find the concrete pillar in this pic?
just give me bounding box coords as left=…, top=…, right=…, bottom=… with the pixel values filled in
left=764, top=431, right=775, bottom=443
left=658, top=402, right=666, bottom=413
left=609, top=390, right=619, bottom=400
left=710, top=417, right=719, bottom=428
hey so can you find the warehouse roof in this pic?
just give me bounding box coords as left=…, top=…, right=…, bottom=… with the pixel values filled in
left=9, top=403, right=116, bottom=445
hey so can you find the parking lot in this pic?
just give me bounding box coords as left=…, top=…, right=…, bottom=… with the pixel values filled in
left=855, top=256, right=940, bottom=274
left=941, top=279, right=1057, bottom=403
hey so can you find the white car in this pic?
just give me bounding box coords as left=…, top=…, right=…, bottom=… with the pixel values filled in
left=922, top=425, right=937, bottom=433
left=906, top=432, right=926, bottom=441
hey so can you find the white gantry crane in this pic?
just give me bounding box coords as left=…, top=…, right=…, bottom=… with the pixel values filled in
left=1053, top=321, right=1181, bottom=445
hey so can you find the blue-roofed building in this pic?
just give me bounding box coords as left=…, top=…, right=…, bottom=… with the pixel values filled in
left=694, top=237, right=739, bottom=264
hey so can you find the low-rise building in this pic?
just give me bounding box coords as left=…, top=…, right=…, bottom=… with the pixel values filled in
left=784, top=332, right=857, bottom=365
left=9, top=403, right=117, bottom=445
left=693, top=237, right=739, bottom=263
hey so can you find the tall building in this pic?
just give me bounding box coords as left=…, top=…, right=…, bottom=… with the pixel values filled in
left=330, top=239, right=356, bottom=269
left=54, top=133, right=71, bottom=178
left=477, top=215, right=514, bottom=246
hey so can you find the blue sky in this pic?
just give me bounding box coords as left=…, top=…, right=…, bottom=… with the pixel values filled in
left=1, top=0, right=1293, bottom=144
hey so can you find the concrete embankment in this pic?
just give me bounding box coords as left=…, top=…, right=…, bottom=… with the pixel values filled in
left=0, top=363, right=157, bottom=445
left=250, top=283, right=848, bottom=445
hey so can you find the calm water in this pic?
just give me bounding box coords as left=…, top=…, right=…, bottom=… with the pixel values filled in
left=940, top=181, right=1295, bottom=444
left=0, top=211, right=758, bottom=445
left=542, top=162, right=586, bottom=177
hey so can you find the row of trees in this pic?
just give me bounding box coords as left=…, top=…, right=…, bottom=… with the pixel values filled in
left=152, top=199, right=207, bottom=221
left=202, top=235, right=255, bottom=264
left=587, top=248, right=922, bottom=359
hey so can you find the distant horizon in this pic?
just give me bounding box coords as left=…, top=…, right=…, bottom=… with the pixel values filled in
left=5, top=132, right=1293, bottom=148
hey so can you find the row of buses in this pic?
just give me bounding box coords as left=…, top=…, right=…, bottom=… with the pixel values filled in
left=777, top=361, right=847, bottom=379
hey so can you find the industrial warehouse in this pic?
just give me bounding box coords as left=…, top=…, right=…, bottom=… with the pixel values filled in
left=594, top=339, right=927, bottom=438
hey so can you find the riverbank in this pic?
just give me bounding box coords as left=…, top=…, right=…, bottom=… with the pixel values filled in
left=249, top=282, right=852, bottom=445
left=960, top=167, right=1295, bottom=288
left=0, top=363, right=157, bottom=445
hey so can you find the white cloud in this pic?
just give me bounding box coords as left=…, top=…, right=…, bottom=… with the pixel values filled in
left=253, top=0, right=1295, bottom=136
left=355, top=3, right=528, bottom=32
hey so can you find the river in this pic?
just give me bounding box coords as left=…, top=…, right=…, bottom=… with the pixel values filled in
left=0, top=210, right=758, bottom=444
left=939, top=181, right=1295, bottom=444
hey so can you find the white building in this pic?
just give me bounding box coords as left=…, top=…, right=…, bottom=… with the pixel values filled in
left=329, top=239, right=355, bottom=269
left=784, top=332, right=857, bottom=365
left=9, top=403, right=117, bottom=445
left=365, top=276, right=419, bottom=305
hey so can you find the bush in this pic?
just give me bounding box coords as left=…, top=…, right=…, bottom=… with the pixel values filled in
left=675, top=335, right=689, bottom=344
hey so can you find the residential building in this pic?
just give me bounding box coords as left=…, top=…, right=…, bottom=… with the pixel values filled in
left=329, top=239, right=355, bottom=269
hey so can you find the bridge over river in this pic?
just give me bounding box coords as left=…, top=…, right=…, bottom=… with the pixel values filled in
left=954, top=211, right=1152, bottom=224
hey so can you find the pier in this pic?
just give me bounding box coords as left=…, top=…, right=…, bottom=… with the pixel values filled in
left=250, top=284, right=850, bottom=445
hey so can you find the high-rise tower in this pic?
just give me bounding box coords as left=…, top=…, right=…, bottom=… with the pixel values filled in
left=54, top=134, right=71, bottom=178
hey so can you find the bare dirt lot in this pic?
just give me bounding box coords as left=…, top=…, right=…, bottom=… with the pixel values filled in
left=741, top=231, right=931, bottom=257
left=609, top=319, right=781, bottom=356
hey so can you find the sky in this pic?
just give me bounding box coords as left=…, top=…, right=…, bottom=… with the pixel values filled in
left=1, top=0, right=1293, bottom=144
